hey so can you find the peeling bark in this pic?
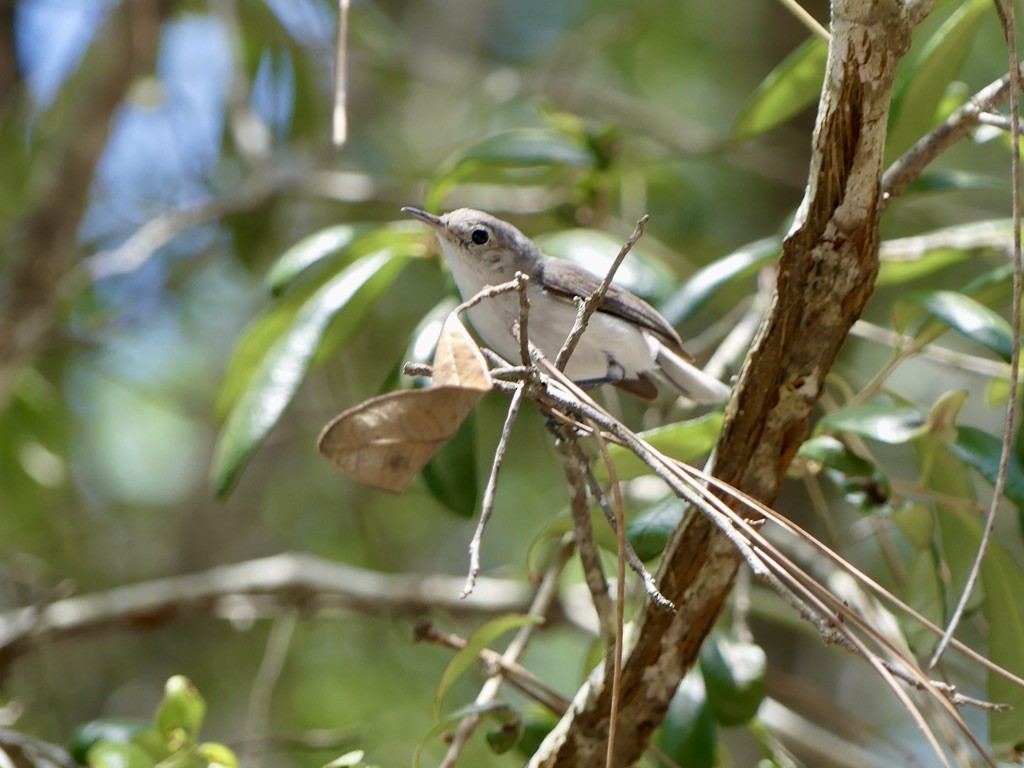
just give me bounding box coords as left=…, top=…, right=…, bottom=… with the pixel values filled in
left=531, top=2, right=918, bottom=765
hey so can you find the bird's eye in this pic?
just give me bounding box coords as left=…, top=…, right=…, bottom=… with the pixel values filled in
left=471, top=229, right=489, bottom=245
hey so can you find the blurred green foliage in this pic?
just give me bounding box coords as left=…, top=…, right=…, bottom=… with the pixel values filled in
left=1, top=0, right=1024, bottom=765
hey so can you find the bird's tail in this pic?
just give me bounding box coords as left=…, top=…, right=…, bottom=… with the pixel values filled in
left=655, top=344, right=731, bottom=404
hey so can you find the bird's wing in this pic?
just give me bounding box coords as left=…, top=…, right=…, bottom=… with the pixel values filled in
left=540, top=257, right=692, bottom=360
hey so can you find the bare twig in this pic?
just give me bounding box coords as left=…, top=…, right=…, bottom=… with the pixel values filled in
left=242, top=611, right=299, bottom=768
left=462, top=383, right=525, bottom=598
left=774, top=0, right=831, bottom=41
left=332, top=0, right=350, bottom=147
left=413, top=619, right=571, bottom=714
left=882, top=64, right=1024, bottom=205
left=554, top=215, right=650, bottom=371
left=556, top=435, right=616, bottom=648
left=978, top=112, right=1024, bottom=133
left=0, top=553, right=534, bottom=673
left=851, top=320, right=1013, bottom=379
left=577, top=458, right=674, bottom=610
left=439, top=540, right=573, bottom=768
left=515, top=271, right=532, bottom=366
left=929, top=0, right=1023, bottom=670
left=594, top=432, right=626, bottom=768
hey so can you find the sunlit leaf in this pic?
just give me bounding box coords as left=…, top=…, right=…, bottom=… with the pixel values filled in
left=537, top=229, right=676, bottom=303
left=265, top=224, right=368, bottom=295
left=627, top=495, right=685, bottom=561
left=70, top=720, right=153, bottom=765
left=322, top=750, right=366, bottom=768
left=156, top=676, right=206, bottom=746
left=698, top=635, right=766, bottom=727
left=433, top=614, right=543, bottom=720
left=903, top=170, right=1004, bottom=197
left=197, top=742, right=239, bottom=768
left=732, top=37, right=827, bottom=142
left=816, top=403, right=928, bottom=445
left=904, top=290, right=1014, bottom=361
left=87, top=741, right=157, bottom=768
left=661, top=237, right=778, bottom=325
left=594, top=412, right=723, bottom=482
left=212, top=251, right=410, bottom=496
left=887, top=0, right=989, bottom=159
left=797, top=435, right=876, bottom=477
left=877, top=219, right=1012, bottom=286
left=982, top=545, right=1024, bottom=756
left=266, top=225, right=425, bottom=296
left=656, top=670, right=716, bottom=768
left=446, top=128, right=595, bottom=171
left=950, top=426, right=1024, bottom=510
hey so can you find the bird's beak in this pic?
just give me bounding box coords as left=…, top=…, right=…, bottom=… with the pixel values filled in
left=401, top=207, right=443, bottom=230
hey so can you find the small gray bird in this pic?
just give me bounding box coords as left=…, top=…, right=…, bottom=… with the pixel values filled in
left=403, top=207, right=731, bottom=403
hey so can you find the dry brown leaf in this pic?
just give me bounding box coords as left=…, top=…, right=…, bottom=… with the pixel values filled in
left=317, top=313, right=492, bottom=492
left=432, top=315, right=492, bottom=391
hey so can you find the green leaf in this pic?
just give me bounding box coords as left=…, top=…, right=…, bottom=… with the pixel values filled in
left=156, top=676, right=206, bottom=747
left=903, top=170, right=1005, bottom=197
left=797, top=435, right=876, bottom=477
left=892, top=502, right=934, bottom=549
left=661, top=237, right=778, bottom=326
left=322, top=750, right=366, bottom=768
left=904, top=290, right=1014, bottom=361
left=900, top=548, right=945, bottom=655
left=982, top=545, right=1024, bottom=756
left=816, top=403, right=928, bottom=445
left=915, top=436, right=984, bottom=612
left=434, top=614, right=543, bottom=720
left=876, top=220, right=1013, bottom=286
left=699, top=635, right=767, bottom=727
left=656, top=671, right=717, bottom=768
left=265, top=224, right=368, bottom=295
left=445, top=128, right=595, bottom=171
left=196, top=743, right=239, bottom=768
left=420, top=414, right=478, bottom=517
left=537, top=229, right=677, bottom=303
left=594, top=412, right=723, bottom=482
left=732, top=37, right=827, bottom=142
left=401, top=299, right=479, bottom=516
left=951, top=426, right=1024, bottom=510
left=87, top=742, right=158, bottom=768
left=413, top=702, right=515, bottom=768
left=266, top=225, right=426, bottom=296
left=485, top=716, right=523, bottom=754
left=70, top=719, right=153, bottom=765
left=211, top=251, right=410, bottom=497
left=627, top=495, right=686, bottom=561
left=887, top=0, right=988, bottom=160
left=514, top=706, right=560, bottom=759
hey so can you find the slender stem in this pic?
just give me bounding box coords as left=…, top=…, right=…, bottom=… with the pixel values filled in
left=554, top=215, right=649, bottom=371
left=929, top=0, right=1022, bottom=670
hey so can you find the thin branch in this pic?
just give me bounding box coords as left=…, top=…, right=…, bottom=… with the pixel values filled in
left=439, top=540, right=573, bottom=768
left=242, top=611, right=299, bottom=768
left=851, top=320, right=1013, bottom=379
left=515, top=271, right=532, bottom=366
left=929, top=0, right=1023, bottom=670
left=332, top=0, right=350, bottom=147
left=978, top=112, right=1024, bottom=132
left=556, top=434, right=616, bottom=648
left=554, top=215, right=650, bottom=371
left=594, top=431, right=626, bottom=768
left=413, top=619, right=571, bottom=714
left=462, top=383, right=525, bottom=598
left=881, top=64, right=1024, bottom=206
left=0, top=553, right=535, bottom=673
left=774, top=0, right=831, bottom=41
left=577, top=457, right=674, bottom=611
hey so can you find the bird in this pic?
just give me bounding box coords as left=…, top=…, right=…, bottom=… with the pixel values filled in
left=402, top=207, right=731, bottom=404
